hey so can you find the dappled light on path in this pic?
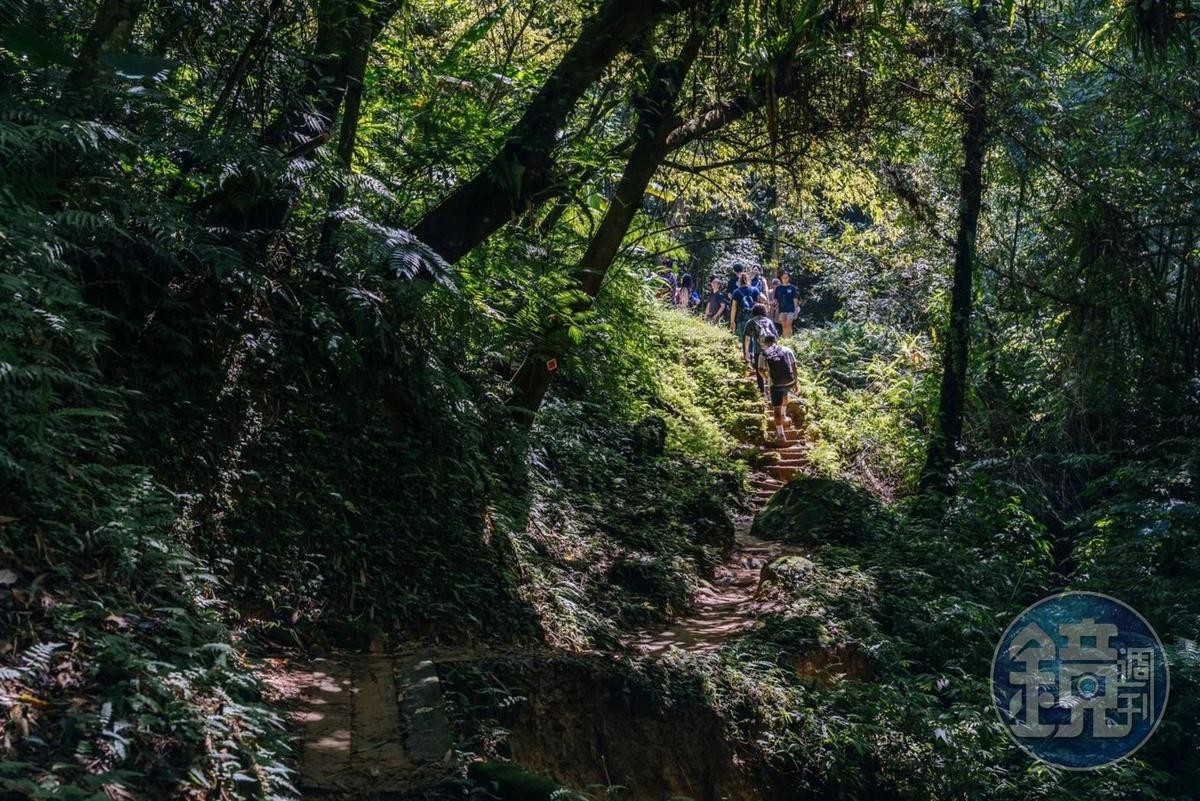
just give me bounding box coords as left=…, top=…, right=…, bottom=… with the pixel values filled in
left=626, top=393, right=810, bottom=656
left=625, top=521, right=807, bottom=654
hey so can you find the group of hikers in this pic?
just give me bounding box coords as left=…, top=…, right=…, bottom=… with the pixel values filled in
left=661, top=262, right=800, bottom=443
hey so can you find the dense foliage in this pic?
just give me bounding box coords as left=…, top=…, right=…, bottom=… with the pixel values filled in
left=2, top=0, right=1198, bottom=798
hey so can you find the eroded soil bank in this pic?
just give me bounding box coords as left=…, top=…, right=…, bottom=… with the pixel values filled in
left=442, top=654, right=786, bottom=801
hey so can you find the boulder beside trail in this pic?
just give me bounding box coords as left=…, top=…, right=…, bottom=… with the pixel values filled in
left=730, top=412, right=768, bottom=445
left=749, top=476, right=885, bottom=545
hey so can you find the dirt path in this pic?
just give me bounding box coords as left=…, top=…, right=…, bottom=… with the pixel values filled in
left=623, top=519, right=805, bottom=654
left=624, top=400, right=809, bottom=655
left=263, top=385, right=809, bottom=794
left=259, top=655, right=449, bottom=797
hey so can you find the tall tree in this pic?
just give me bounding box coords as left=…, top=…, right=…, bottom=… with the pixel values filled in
left=198, top=0, right=401, bottom=251
left=507, top=25, right=829, bottom=415
left=316, top=0, right=403, bottom=264
left=921, top=0, right=994, bottom=490
left=508, top=24, right=710, bottom=412
left=409, top=0, right=702, bottom=271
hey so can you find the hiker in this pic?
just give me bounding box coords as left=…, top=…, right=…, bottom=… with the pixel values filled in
left=676, top=273, right=694, bottom=309
left=742, top=303, right=779, bottom=396
left=749, top=267, right=766, bottom=297
left=705, top=276, right=728, bottom=324
left=725, top=264, right=741, bottom=296
left=729, top=273, right=758, bottom=337
left=756, top=332, right=797, bottom=442
left=773, top=271, right=799, bottom=338
left=659, top=265, right=677, bottom=301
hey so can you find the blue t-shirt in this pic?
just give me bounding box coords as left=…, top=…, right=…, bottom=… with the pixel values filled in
left=731, top=286, right=757, bottom=314
left=774, top=283, right=798, bottom=313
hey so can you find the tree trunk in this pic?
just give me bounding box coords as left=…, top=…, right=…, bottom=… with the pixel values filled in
left=63, top=0, right=146, bottom=95
left=166, top=0, right=286, bottom=199
left=201, top=0, right=285, bottom=138
left=315, top=0, right=402, bottom=264
left=260, top=0, right=356, bottom=152
left=509, top=30, right=707, bottom=413
left=506, top=31, right=818, bottom=416
left=409, top=0, right=696, bottom=272
left=200, top=0, right=379, bottom=244
left=921, top=0, right=993, bottom=492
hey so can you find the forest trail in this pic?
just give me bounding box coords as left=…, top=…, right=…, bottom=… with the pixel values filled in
left=264, top=377, right=808, bottom=795
left=624, top=388, right=809, bottom=655
left=260, top=654, right=455, bottom=797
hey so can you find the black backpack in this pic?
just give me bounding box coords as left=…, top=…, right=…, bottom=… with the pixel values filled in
left=763, top=345, right=796, bottom=387
left=747, top=316, right=776, bottom=348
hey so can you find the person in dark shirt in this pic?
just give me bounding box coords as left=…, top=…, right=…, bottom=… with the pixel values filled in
left=729, top=273, right=757, bottom=337
left=756, top=332, right=798, bottom=442
left=773, top=271, right=799, bottom=338
left=705, top=276, right=728, bottom=323
left=742, top=303, right=779, bottom=396
left=659, top=266, right=677, bottom=301
left=749, top=267, right=766, bottom=297
left=726, top=264, right=742, bottom=297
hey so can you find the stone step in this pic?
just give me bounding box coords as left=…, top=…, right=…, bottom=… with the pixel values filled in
left=289, top=656, right=416, bottom=793
left=400, top=658, right=452, bottom=765
left=768, top=466, right=801, bottom=481
left=765, top=435, right=803, bottom=446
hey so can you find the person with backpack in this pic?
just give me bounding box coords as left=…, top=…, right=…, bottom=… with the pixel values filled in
left=756, top=332, right=798, bottom=442
left=729, top=273, right=758, bottom=337
left=749, top=267, right=766, bottom=297
left=773, top=270, right=799, bottom=338
left=659, top=265, right=677, bottom=302
left=725, top=264, right=742, bottom=298
left=742, top=303, right=779, bottom=396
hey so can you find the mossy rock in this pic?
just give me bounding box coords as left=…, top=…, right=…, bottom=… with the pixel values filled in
left=750, top=477, right=885, bottom=545
left=785, top=399, right=807, bottom=427
left=607, top=554, right=688, bottom=611
left=468, top=762, right=562, bottom=801
left=730, top=412, right=767, bottom=445
left=690, top=495, right=735, bottom=553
